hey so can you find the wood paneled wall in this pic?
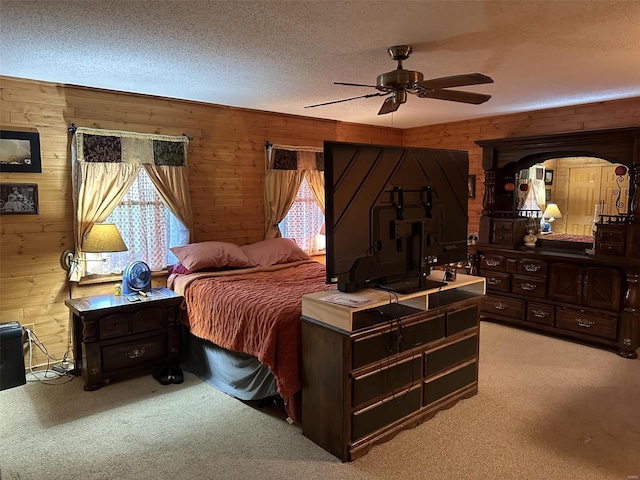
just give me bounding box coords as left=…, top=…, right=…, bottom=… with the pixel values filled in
left=404, top=97, right=640, bottom=235
left=1, top=74, right=639, bottom=369
left=0, top=76, right=403, bottom=367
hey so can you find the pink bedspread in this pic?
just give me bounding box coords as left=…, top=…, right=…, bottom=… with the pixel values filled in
left=171, top=261, right=335, bottom=398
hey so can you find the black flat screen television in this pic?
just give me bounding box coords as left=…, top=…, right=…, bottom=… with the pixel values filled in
left=324, top=141, right=469, bottom=293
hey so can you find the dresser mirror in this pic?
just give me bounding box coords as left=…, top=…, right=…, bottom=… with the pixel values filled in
left=515, top=157, right=630, bottom=242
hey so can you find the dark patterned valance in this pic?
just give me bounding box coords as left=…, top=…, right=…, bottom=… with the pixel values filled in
left=74, top=127, right=188, bottom=166
left=271, top=147, right=324, bottom=171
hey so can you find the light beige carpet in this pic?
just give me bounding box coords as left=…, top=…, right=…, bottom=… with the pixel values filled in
left=1, top=321, right=639, bottom=480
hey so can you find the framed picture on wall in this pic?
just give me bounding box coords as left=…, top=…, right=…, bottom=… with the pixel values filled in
left=545, top=169, right=554, bottom=185
left=0, top=183, right=39, bottom=214
left=468, top=175, right=476, bottom=198
left=545, top=188, right=551, bottom=202
left=0, top=130, right=42, bottom=173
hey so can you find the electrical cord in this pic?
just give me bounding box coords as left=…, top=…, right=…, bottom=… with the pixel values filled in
left=24, top=327, right=74, bottom=384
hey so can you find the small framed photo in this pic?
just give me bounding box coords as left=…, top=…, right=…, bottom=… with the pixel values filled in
left=545, top=170, right=554, bottom=185
left=468, top=175, right=476, bottom=199
left=545, top=188, right=551, bottom=202
left=0, top=130, right=42, bottom=173
left=0, top=183, right=39, bottom=214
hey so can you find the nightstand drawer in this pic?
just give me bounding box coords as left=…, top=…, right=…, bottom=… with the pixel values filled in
left=100, top=314, right=131, bottom=339
left=102, top=334, right=167, bottom=373
left=132, top=307, right=164, bottom=334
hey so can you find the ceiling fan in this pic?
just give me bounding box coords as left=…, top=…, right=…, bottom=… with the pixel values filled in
left=305, top=45, right=494, bottom=115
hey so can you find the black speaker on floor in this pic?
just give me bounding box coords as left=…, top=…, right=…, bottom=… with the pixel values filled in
left=0, top=321, right=26, bottom=391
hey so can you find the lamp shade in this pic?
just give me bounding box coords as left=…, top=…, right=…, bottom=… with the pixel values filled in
left=543, top=203, right=562, bottom=219
left=83, top=224, right=128, bottom=253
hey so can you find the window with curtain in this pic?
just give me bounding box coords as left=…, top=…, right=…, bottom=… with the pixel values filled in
left=279, top=177, right=325, bottom=255
left=70, top=126, right=193, bottom=281
left=85, top=168, right=188, bottom=274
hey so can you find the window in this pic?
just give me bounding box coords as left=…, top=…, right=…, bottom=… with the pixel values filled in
left=85, top=168, right=188, bottom=275
left=279, top=177, right=325, bottom=255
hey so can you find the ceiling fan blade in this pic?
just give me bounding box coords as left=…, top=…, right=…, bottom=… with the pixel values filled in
left=417, top=73, right=493, bottom=90
left=305, top=92, right=387, bottom=109
left=334, top=82, right=379, bottom=88
left=377, top=96, right=401, bottom=115
left=417, top=89, right=492, bottom=105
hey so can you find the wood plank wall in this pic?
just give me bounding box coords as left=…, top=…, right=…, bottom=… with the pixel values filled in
left=404, top=97, right=640, bottom=236
left=1, top=74, right=638, bottom=369
left=0, top=76, right=403, bottom=367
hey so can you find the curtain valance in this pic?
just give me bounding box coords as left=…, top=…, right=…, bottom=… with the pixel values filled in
left=73, top=127, right=188, bottom=166
left=266, top=142, right=324, bottom=171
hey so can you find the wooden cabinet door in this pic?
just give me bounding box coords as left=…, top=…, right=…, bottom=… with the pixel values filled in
left=548, top=263, right=582, bottom=304
left=582, top=267, right=621, bottom=311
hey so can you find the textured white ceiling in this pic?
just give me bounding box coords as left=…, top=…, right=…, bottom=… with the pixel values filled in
left=2, top=0, right=639, bottom=129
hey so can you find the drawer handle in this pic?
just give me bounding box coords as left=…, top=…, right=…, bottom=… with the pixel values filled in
left=487, top=278, right=502, bottom=285
left=125, top=347, right=146, bottom=359
left=520, top=282, right=537, bottom=291
left=523, top=263, right=541, bottom=272
left=485, top=259, right=501, bottom=267
left=532, top=309, right=549, bottom=318
left=494, top=302, right=508, bottom=310
left=576, top=318, right=595, bottom=328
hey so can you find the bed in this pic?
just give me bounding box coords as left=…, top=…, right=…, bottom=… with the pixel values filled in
left=168, top=238, right=335, bottom=423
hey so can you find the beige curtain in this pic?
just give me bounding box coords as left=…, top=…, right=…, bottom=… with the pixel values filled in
left=305, top=170, right=325, bottom=214
left=263, top=142, right=323, bottom=239
left=144, top=163, right=193, bottom=238
left=70, top=127, right=191, bottom=280
left=531, top=178, right=546, bottom=213
left=263, top=169, right=304, bottom=239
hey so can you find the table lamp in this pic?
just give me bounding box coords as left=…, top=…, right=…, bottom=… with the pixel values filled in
left=542, top=203, right=562, bottom=232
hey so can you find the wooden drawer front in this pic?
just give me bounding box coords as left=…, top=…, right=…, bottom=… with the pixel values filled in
left=491, top=221, right=514, bottom=245
left=424, top=361, right=477, bottom=406
left=99, top=314, right=131, bottom=340
left=352, top=387, right=421, bottom=441
left=597, top=225, right=626, bottom=243
left=353, top=317, right=444, bottom=369
left=402, top=316, right=445, bottom=352
left=596, top=242, right=625, bottom=256
left=505, top=258, right=518, bottom=274
left=425, top=335, right=477, bottom=377
left=102, top=334, right=167, bottom=373
left=482, top=295, right=525, bottom=320
left=482, top=271, right=510, bottom=292
left=352, top=356, right=421, bottom=408
left=526, top=302, right=555, bottom=326
left=131, top=307, right=164, bottom=334
left=512, top=275, right=546, bottom=298
left=446, top=305, right=478, bottom=336
left=555, top=309, right=617, bottom=340
left=517, top=258, right=547, bottom=277
left=480, top=254, right=506, bottom=272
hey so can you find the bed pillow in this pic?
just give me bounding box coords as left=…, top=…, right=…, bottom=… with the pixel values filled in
left=170, top=241, right=251, bottom=271
left=241, top=238, right=311, bottom=266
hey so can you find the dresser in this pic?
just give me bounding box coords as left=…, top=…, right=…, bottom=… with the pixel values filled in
left=475, top=127, right=640, bottom=359
left=65, top=287, right=183, bottom=390
left=300, top=273, right=485, bottom=461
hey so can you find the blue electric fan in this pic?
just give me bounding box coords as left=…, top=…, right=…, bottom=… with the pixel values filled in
left=122, top=261, right=152, bottom=294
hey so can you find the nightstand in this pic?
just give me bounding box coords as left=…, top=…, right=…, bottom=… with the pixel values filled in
left=65, top=287, right=183, bottom=391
